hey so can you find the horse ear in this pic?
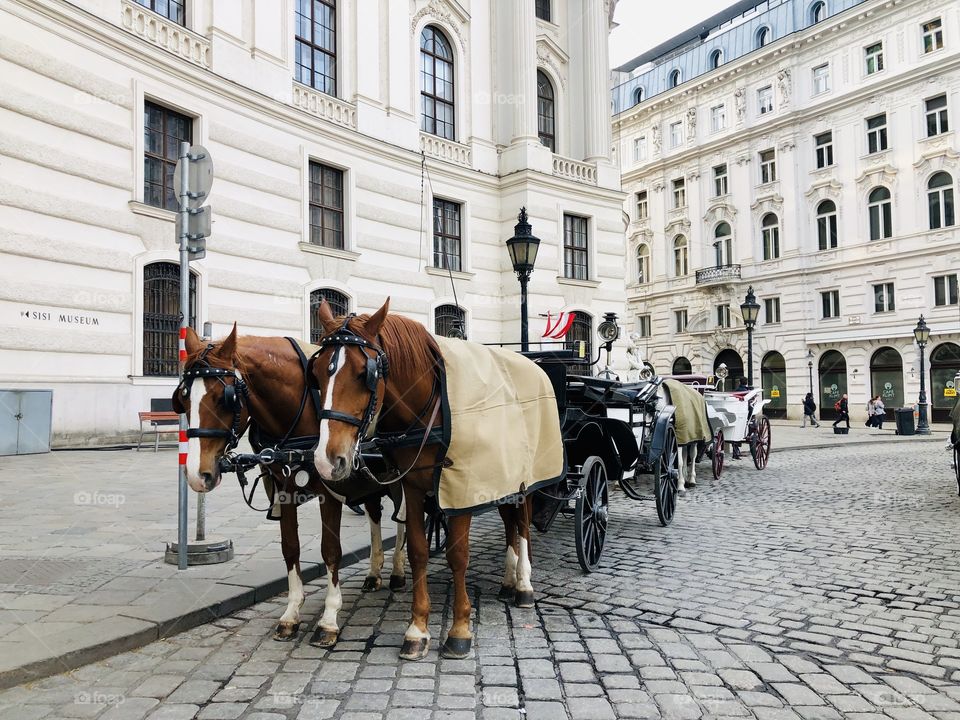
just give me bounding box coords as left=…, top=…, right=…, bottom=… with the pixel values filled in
left=364, top=298, right=390, bottom=338
left=185, top=326, right=203, bottom=355
left=317, top=299, right=337, bottom=333
left=217, top=323, right=238, bottom=360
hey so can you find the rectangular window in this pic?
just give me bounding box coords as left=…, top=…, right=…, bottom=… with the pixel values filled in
left=634, top=135, right=648, bottom=161
left=865, top=42, right=884, bottom=74
left=143, top=100, right=193, bottom=212
left=821, top=289, right=840, bottom=319
left=873, top=282, right=895, bottom=313
left=670, top=121, right=683, bottom=147
left=934, top=274, right=959, bottom=306
left=716, top=304, right=731, bottom=329
left=867, top=113, right=888, bottom=153
left=535, top=0, right=551, bottom=21
left=295, top=0, right=337, bottom=96
left=764, top=297, right=781, bottom=324
left=432, top=198, right=461, bottom=271
left=812, top=64, right=830, bottom=95
left=758, top=86, right=773, bottom=115
left=714, top=164, right=728, bottom=197
left=815, top=131, right=834, bottom=169
left=675, top=309, right=688, bottom=334
left=134, top=0, right=185, bottom=25
left=308, top=161, right=345, bottom=249
left=563, top=214, right=589, bottom=280
left=637, top=315, right=652, bottom=338
left=922, top=18, right=943, bottom=53
left=926, top=95, right=949, bottom=137
left=711, top=104, right=726, bottom=132
left=636, top=190, right=648, bottom=220
left=759, top=148, right=776, bottom=184
left=672, top=178, right=686, bottom=208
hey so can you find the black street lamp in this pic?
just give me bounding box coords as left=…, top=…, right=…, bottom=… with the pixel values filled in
left=740, top=286, right=760, bottom=388
left=914, top=315, right=931, bottom=435
left=806, top=349, right=815, bottom=396
left=506, top=207, right=540, bottom=352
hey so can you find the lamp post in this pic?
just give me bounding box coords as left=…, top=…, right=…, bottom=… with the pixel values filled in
left=806, top=349, right=815, bottom=396
left=914, top=315, right=931, bottom=435
left=506, top=207, right=541, bottom=352
left=739, top=286, right=760, bottom=388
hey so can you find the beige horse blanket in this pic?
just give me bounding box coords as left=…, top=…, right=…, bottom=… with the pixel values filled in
left=434, top=337, right=565, bottom=513
left=664, top=379, right=712, bottom=445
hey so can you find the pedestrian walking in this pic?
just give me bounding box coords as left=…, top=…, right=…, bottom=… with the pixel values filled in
left=802, top=392, right=820, bottom=427
left=872, top=397, right=886, bottom=429
left=833, top=394, right=850, bottom=430
left=865, top=396, right=878, bottom=427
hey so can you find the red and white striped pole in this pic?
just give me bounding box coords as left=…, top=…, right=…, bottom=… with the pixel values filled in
left=176, top=142, right=191, bottom=570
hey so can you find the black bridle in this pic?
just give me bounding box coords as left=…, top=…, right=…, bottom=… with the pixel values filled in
left=176, top=345, right=248, bottom=452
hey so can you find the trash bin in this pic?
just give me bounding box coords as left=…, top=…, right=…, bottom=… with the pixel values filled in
left=895, top=407, right=915, bottom=436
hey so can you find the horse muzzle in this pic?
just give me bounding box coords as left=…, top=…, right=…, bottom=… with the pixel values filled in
left=187, top=469, right=221, bottom=493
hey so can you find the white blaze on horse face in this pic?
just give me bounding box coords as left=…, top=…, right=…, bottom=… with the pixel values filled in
left=502, top=545, right=518, bottom=589
left=368, top=513, right=384, bottom=580
left=516, top=536, right=533, bottom=593
left=319, top=573, right=342, bottom=632
left=186, top=378, right=207, bottom=492
left=279, top=566, right=304, bottom=625
left=313, top=359, right=343, bottom=481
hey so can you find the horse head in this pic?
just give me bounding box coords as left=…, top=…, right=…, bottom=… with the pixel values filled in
left=172, top=324, right=248, bottom=493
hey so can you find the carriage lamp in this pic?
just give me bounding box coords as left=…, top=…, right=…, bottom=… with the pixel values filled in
left=716, top=362, right=729, bottom=391
left=506, top=207, right=541, bottom=352
left=597, top=312, right=620, bottom=345
left=914, top=315, right=931, bottom=435
left=806, top=349, right=815, bottom=396
left=740, top=286, right=760, bottom=388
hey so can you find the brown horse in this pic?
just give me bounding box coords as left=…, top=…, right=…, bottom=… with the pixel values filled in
left=308, top=299, right=535, bottom=660
left=174, top=326, right=406, bottom=646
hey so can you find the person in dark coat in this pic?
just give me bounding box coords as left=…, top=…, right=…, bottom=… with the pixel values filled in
left=832, top=394, right=850, bottom=429
left=802, top=392, right=820, bottom=428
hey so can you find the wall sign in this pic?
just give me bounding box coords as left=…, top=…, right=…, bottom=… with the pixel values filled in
left=6, top=302, right=124, bottom=333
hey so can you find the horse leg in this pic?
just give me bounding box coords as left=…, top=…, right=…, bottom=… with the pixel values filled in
left=389, top=520, right=407, bottom=591
left=275, top=493, right=304, bottom=641
left=676, top=445, right=688, bottom=495
left=440, top=514, right=474, bottom=659
left=309, top=496, right=344, bottom=648
left=685, top=443, right=697, bottom=488
left=400, top=490, right=431, bottom=660
left=497, top=505, right=518, bottom=601
left=514, top=499, right=535, bottom=608
left=362, top=500, right=384, bottom=592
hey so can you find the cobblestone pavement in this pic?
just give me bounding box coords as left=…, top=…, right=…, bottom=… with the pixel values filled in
left=4, top=442, right=960, bottom=719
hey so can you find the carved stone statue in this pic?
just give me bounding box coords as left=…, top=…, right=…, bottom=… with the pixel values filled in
left=626, top=332, right=644, bottom=381
left=734, top=88, right=746, bottom=123
left=686, top=108, right=697, bottom=138
left=777, top=69, right=792, bottom=105
left=651, top=123, right=661, bottom=153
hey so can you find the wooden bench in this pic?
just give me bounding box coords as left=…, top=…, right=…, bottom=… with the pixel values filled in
left=137, top=398, right=180, bottom=452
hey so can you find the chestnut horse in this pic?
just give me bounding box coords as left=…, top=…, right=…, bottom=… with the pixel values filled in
left=307, top=299, right=535, bottom=660
left=174, top=326, right=406, bottom=646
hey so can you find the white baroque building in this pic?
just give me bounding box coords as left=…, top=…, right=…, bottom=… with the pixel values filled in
left=0, top=0, right=625, bottom=446
left=613, top=0, right=960, bottom=423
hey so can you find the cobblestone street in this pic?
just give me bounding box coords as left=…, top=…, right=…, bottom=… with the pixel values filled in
left=4, top=441, right=960, bottom=720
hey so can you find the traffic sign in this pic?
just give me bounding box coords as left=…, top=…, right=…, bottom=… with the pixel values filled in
left=173, top=144, right=214, bottom=209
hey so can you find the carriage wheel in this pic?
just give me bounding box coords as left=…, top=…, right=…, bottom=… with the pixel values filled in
left=617, top=469, right=646, bottom=501
left=712, top=429, right=725, bottom=479
left=654, top=426, right=680, bottom=527
left=954, top=444, right=960, bottom=497
left=425, top=507, right=448, bottom=553
left=575, top=456, right=608, bottom=573
left=750, top=416, right=772, bottom=470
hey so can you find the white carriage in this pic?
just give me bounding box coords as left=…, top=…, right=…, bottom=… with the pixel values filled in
left=703, top=385, right=772, bottom=477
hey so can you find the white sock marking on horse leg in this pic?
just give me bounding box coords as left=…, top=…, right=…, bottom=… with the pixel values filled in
left=319, top=573, right=342, bottom=632
left=391, top=522, right=406, bottom=578
left=502, top=545, right=518, bottom=589
left=404, top=622, right=430, bottom=640
left=688, top=447, right=697, bottom=486
left=516, top=537, right=533, bottom=593
left=185, top=378, right=205, bottom=490
left=368, top=514, right=384, bottom=580
left=279, top=567, right=304, bottom=625
left=313, top=362, right=342, bottom=480
left=676, top=445, right=687, bottom=493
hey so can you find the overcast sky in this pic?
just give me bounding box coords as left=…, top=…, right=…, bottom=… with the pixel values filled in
left=610, top=1, right=732, bottom=69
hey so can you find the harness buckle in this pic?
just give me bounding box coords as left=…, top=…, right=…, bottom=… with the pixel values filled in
left=259, top=447, right=276, bottom=465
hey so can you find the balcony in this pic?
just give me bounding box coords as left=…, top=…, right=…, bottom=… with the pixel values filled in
left=552, top=155, right=597, bottom=185
left=695, top=264, right=741, bottom=285
left=121, top=0, right=211, bottom=68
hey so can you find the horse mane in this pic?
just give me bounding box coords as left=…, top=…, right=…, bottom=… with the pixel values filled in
left=349, top=312, right=440, bottom=381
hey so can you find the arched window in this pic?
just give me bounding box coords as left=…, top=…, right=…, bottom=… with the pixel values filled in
left=709, top=49, right=723, bottom=69
left=420, top=26, right=455, bottom=140
left=565, top=311, right=593, bottom=375
left=818, top=349, right=847, bottom=418
left=810, top=1, right=827, bottom=24
left=673, top=235, right=688, bottom=276
left=672, top=357, right=692, bottom=375
left=434, top=304, right=466, bottom=339
left=756, top=26, right=770, bottom=49
left=816, top=200, right=838, bottom=250
left=714, top=222, right=732, bottom=266
left=143, top=262, right=196, bottom=376
left=295, top=0, right=337, bottom=95
left=868, top=186, right=892, bottom=240
left=633, top=86, right=644, bottom=105
left=870, top=346, right=903, bottom=419
left=761, top=351, right=787, bottom=418
left=309, top=288, right=349, bottom=343
left=636, top=244, right=651, bottom=284
left=761, top=213, right=780, bottom=260
left=669, top=69, right=681, bottom=88
left=714, top=349, right=744, bottom=389
left=928, top=172, right=955, bottom=229
left=536, top=70, right=556, bottom=152
left=931, top=342, right=960, bottom=421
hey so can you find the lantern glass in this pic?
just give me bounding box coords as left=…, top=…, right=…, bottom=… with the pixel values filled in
left=913, top=316, right=930, bottom=345
left=740, top=286, right=760, bottom=328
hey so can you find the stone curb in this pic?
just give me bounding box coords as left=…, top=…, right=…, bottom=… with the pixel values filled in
left=771, top=433, right=946, bottom=453
left=0, top=533, right=397, bottom=691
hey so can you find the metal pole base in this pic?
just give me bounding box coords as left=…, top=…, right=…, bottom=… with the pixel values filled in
left=164, top=538, right=234, bottom=566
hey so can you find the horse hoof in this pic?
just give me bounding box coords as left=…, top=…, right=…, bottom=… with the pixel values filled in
left=309, top=627, right=339, bottom=648
left=389, top=575, right=406, bottom=592
left=685, top=482, right=697, bottom=489
left=515, top=590, right=535, bottom=608
left=273, top=622, right=300, bottom=641
left=440, top=636, right=472, bottom=659
left=399, top=637, right=430, bottom=661
left=498, top=584, right=516, bottom=602
left=361, top=576, right=382, bottom=592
